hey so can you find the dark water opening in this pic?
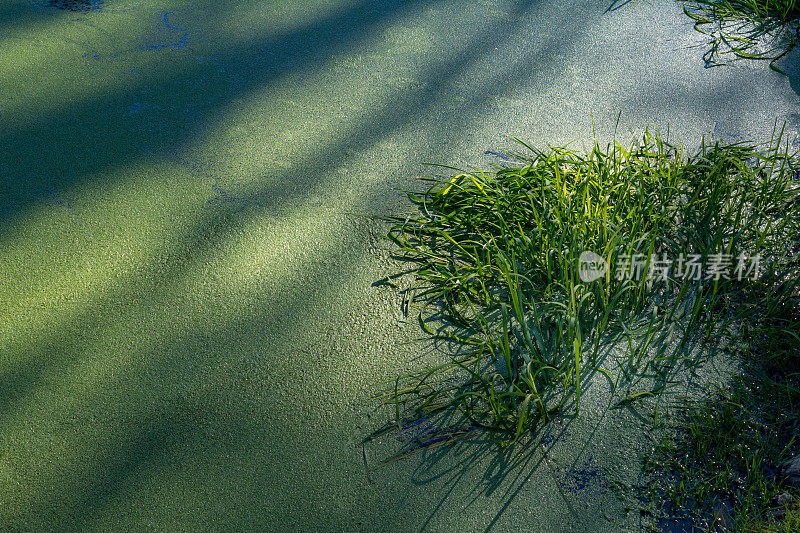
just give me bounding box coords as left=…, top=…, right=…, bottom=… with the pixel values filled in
left=49, top=0, right=103, bottom=12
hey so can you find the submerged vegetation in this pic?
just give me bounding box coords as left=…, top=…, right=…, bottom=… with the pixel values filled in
left=645, top=299, right=800, bottom=530
left=49, top=0, right=104, bottom=12
left=681, top=0, right=800, bottom=71
left=373, top=127, right=799, bottom=526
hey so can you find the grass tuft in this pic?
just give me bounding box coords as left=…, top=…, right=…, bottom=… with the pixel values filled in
left=644, top=251, right=800, bottom=530
left=374, top=127, right=799, bottom=458
left=681, top=0, right=800, bottom=72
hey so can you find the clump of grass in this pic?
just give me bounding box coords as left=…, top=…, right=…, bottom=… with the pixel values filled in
left=649, top=377, right=795, bottom=530
left=647, top=312, right=800, bottom=531
left=687, top=0, right=800, bottom=23
left=757, top=505, right=800, bottom=532
left=682, top=0, right=800, bottom=72
left=374, top=127, right=799, bottom=456
left=643, top=197, right=799, bottom=530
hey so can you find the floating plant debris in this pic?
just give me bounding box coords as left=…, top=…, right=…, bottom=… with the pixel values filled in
left=49, top=0, right=103, bottom=12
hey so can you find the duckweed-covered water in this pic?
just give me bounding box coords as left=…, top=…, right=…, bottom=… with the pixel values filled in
left=1, top=0, right=799, bottom=531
